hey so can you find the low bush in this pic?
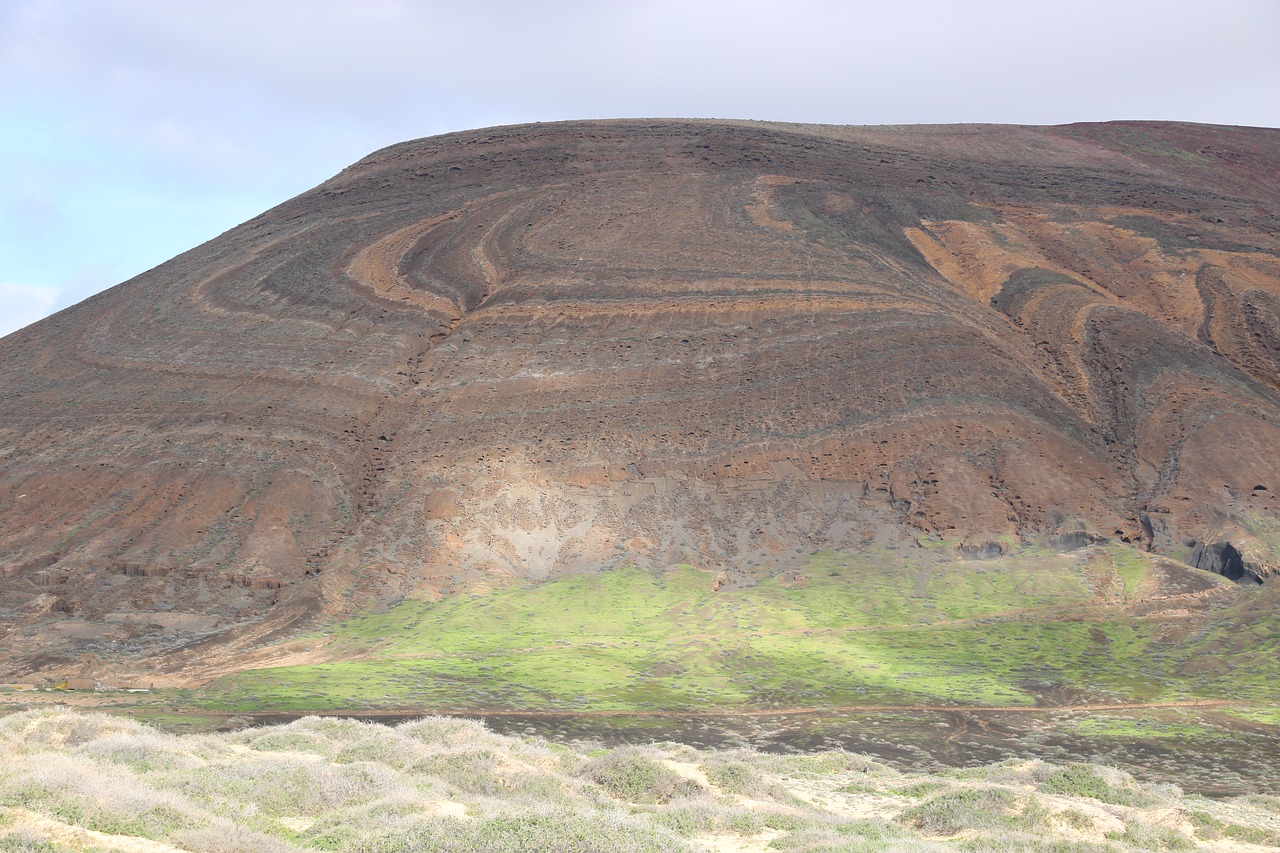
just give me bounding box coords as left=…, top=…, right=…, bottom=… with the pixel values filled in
left=244, top=730, right=333, bottom=757
left=359, top=808, right=690, bottom=853
left=898, top=786, right=1021, bottom=835
left=409, top=749, right=512, bottom=796
left=1224, top=821, right=1280, bottom=846
left=0, top=828, right=61, bottom=852
left=0, top=710, right=145, bottom=751
left=1238, top=793, right=1280, bottom=814
left=1106, top=817, right=1195, bottom=851
left=333, top=737, right=395, bottom=765
left=78, top=731, right=203, bottom=771
left=648, top=798, right=721, bottom=836
left=1037, top=763, right=1156, bottom=807
left=176, top=821, right=304, bottom=853
left=1185, top=809, right=1224, bottom=839
left=395, top=715, right=490, bottom=747
left=702, top=758, right=764, bottom=795
left=581, top=750, right=702, bottom=804
left=1055, top=807, right=1097, bottom=832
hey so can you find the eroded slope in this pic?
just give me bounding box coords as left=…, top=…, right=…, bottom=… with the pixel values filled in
left=1, top=119, right=1278, bottom=679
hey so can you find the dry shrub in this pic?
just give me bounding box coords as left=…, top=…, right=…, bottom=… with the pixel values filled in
left=396, top=715, right=491, bottom=747
left=0, top=709, right=147, bottom=751
left=899, top=786, right=1023, bottom=835
left=650, top=797, right=723, bottom=836
left=651, top=796, right=813, bottom=838
left=78, top=731, right=203, bottom=771
left=334, top=736, right=397, bottom=765
left=582, top=749, right=703, bottom=804
left=410, top=747, right=511, bottom=795
left=750, top=750, right=888, bottom=779
left=242, top=729, right=333, bottom=757
left=0, top=750, right=204, bottom=839
left=701, top=756, right=765, bottom=795
left=1036, top=763, right=1160, bottom=807
left=359, top=804, right=691, bottom=853
left=176, top=821, right=303, bottom=853
left=942, top=758, right=1043, bottom=787
left=764, top=820, right=949, bottom=853
left=264, top=716, right=376, bottom=744
left=171, top=753, right=409, bottom=818
left=0, top=827, right=60, bottom=852
left=1236, top=793, right=1280, bottom=814
left=1108, top=816, right=1195, bottom=851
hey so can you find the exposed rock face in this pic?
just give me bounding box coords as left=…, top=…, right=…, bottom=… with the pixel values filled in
left=1, top=119, right=1279, bottom=663
left=1190, top=540, right=1272, bottom=585
left=959, top=542, right=1008, bottom=560
left=1190, top=541, right=1249, bottom=582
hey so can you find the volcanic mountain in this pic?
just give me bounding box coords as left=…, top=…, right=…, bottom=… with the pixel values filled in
left=2, top=119, right=1279, bottom=678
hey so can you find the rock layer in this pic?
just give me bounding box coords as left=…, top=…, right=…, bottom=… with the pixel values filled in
left=1, top=120, right=1279, bottom=672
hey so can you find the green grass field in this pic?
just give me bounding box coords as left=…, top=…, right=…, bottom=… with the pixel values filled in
left=194, top=544, right=1278, bottom=716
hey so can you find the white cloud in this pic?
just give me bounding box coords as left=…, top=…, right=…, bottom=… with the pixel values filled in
left=0, top=281, right=60, bottom=338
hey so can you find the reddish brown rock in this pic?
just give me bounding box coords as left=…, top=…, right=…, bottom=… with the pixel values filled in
left=1, top=119, right=1278, bottom=675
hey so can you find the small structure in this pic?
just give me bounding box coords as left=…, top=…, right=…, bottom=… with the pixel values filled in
left=58, top=678, right=97, bottom=691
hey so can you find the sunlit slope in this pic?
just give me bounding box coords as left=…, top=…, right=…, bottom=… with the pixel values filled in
left=198, top=547, right=1268, bottom=713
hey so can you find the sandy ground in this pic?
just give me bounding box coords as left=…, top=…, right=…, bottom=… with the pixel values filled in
left=7, top=808, right=189, bottom=853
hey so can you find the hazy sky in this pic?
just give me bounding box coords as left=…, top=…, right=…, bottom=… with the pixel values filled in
left=2, top=0, right=1278, bottom=337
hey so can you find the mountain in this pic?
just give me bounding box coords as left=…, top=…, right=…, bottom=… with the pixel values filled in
left=2, top=119, right=1279, bottom=679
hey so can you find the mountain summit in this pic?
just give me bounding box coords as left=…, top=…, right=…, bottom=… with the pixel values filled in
left=2, top=119, right=1279, bottom=675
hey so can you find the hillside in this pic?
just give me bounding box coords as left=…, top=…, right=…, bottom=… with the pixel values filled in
left=1, top=119, right=1279, bottom=685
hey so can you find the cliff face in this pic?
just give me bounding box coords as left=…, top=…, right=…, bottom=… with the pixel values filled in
left=2, top=119, right=1279, bottom=667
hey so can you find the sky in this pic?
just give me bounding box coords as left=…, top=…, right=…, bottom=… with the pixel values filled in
left=2, top=0, right=1279, bottom=338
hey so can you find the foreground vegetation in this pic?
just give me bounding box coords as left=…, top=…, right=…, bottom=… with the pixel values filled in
left=199, top=546, right=1276, bottom=714
left=3, top=708, right=1279, bottom=852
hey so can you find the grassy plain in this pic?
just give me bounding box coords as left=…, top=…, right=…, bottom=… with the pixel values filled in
left=194, top=545, right=1278, bottom=716
left=4, top=708, right=1280, bottom=852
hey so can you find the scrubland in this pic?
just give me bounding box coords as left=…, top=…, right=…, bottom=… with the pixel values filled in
left=2, top=709, right=1279, bottom=852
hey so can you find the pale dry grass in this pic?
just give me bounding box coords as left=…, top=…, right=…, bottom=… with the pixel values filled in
left=0, top=709, right=1277, bottom=852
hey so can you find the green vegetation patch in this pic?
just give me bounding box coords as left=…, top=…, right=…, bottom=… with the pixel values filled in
left=1038, top=764, right=1149, bottom=806
left=1222, top=704, right=1280, bottom=727
left=1065, top=711, right=1228, bottom=741
left=195, top=547, right=1279, bottom=716
left=1107, top=545, right=1147, bottom=602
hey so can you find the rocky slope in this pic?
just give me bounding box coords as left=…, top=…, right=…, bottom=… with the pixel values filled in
left=1, top=119, right=1278, bottom=677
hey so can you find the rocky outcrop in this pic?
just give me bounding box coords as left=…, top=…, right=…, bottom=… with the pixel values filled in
left=960, top=541, right=1008, bottom=560
left=1, top=119, right=1278, bottom=666
left=1190, top=541, right=1248, bottom=582
left=1189, top=540, right=1273, bottom=585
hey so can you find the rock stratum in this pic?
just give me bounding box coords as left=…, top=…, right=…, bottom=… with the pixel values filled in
left=2, top=119, right=1279, bottom=677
